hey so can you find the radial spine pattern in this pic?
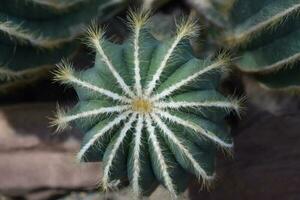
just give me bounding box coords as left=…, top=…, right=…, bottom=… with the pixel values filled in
left=53, top=10, right=240, bottom=199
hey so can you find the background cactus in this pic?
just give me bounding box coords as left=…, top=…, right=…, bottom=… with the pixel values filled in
left=223, top=0, right=300, bottom=91
left=53, top=11, right=241, bottom=198
left=185, top=0, right=235, bottom=28
left=0, top=0, right=127, bottom=94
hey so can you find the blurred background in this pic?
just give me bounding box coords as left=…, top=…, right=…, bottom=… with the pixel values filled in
left=1, top=0, right=300, bottom=199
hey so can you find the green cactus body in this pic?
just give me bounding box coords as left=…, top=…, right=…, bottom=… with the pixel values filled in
left=186, top=0, right=235, bottom=28
left=0, top=66, right=51, bottom=95
left=0, top=0, right=92, bottom=19
left=225, top=0, right=300, bottom=91
left=0, top=0, right=126, bottom=47
left=0, top=0, right=126, bottom=93
left=53, top=11, right=240, bottom=198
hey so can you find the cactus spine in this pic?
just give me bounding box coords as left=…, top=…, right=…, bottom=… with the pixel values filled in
left=53, top=10, right=241, bottom=198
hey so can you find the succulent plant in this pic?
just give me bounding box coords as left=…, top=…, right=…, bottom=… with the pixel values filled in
left=0, top=66, right=51, bottom=95
left=224, top=0, right=300, bottom=91
left=0, top=0, right=127, bottom=93
left=185, top=0, right=235, bottom=28
left=53, top=10, right=240, bottom=198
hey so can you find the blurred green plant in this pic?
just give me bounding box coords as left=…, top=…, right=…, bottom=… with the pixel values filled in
left=185, top=0, right=235, bottom=28
left=224, top=0, right=300, bottom=91
left=189, top=0, right=300, bottom=92
left=52, top=10, right=241, bottom=198
left=0, top=0, right=127, bottom=94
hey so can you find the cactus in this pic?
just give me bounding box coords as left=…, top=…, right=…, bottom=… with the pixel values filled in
left=185, top=0, right=235, bottom=28
left=52, top=11, right=241, bottom=198
left=0, top=66, right=50, bottom=95
left=223, top=0, right=300, bottom=91
left=0, top=0, right=127, bottom=93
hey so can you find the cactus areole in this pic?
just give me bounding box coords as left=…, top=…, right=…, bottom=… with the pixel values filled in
left=53, top=11, right=240, bottom=199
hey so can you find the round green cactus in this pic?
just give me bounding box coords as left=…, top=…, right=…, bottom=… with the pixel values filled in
left=53, top=11, right=240, bottom=198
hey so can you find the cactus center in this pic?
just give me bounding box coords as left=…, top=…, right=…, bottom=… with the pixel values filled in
left=131, top=98, right=153, bottom=113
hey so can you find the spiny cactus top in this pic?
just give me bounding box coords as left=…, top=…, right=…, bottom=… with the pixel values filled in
left=53, top=11, right=240, bottom=198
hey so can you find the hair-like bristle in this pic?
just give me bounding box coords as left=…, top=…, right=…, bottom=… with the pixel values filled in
left=217, top=50, right=232, bottom=64
left=200, top=172, right=217, bottom=191
left=99, top=179, right=121, bottom=193
left=231, top=95, right=247, bottom=118
left=0, top=20, right=61, bottom=48
left=52, top=59, right=75, bottom=84
left=1, top=66, right=53, bottom=85
left=225, top=3, right=300, bottom=48
left=127, top=8, right=152, bottom=30
left=0, top=68, right=21, bottom=81
left=175, top=16, right=200, bottom=39
left=83, top=20, right=105, bottom=50
left=212, top=51, right=233, bottom=74
left=49, top=104, right=69, bottom=133
left=0, top=21, right=38, bottom=45
left=218, top=144, right=234, bottom=158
